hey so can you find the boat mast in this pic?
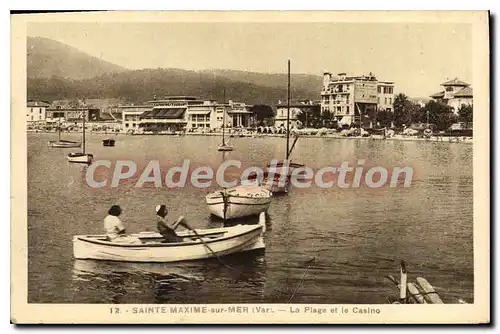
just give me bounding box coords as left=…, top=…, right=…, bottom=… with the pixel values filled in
left=286, top=59, right=291, bottom=160
left=82, top=110, right=86, bottom=154
left=222, top=88, right=226, bottom=145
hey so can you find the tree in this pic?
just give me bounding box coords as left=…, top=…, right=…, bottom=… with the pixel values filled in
left=376, top=108, right=394, bottom=128
left=422, top=100, right=457, bottom=131
left=320, top=109, right=334, bottom=128
left=296, top=105, right=321, bottom=128
left=458, top=104, right=473, bottom=127
left=393, top=93, right=412, bottom=127
left=249, top=104, right=274, bottom=123
left=393, top=93, right=425, bottom=127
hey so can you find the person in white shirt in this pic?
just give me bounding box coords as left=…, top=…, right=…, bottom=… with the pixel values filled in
left=104, top=205, right=126, bottom=241
left=104, top=205, right=141, bottom=244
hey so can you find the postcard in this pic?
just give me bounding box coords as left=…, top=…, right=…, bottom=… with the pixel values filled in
left=11, top=10, right=489, bottom=324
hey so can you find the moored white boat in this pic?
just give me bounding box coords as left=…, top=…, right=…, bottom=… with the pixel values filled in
left=48, top=117, right=82, bottom=148
left=68, top=111, right=93, bottom=164
left=206, top=185, right=272, bottom=220
left=217, top=144, right=234, bottom=152
left=48, top=140, right=82, bottom=148
left=67, top=152, right=94, bottom=164
left=73, top=212, right=266, bottom=262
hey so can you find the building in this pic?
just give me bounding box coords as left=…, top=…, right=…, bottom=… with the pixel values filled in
left=377, top=81, right=395, bottom=111
left=226, top=101, right=254, bottom=128
left=430, top=78, right=473, bottom=113
left=321, top=72, right=395, bottom=126
left=134, top=96, right=253, bottom=133
left=138, top=96, right=200, bottom=132
left=26, top=101, right=50, bottom=124
left=119, top=105, right=153, bottom=132
left=45, top=107, right=100, bottom=122
left=274, top=100, right=319, bottom=128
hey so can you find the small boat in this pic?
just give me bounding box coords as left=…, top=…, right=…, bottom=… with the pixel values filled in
left=102, top=138, right=115, bottom=147
left=48, top=140, right=81, bottom=148
left=48, top=117, right=81, bottom=148
left=68, top=111, right=93, bottom=164
left=67, top=152, right=94, bottom=164
left=206, top=185, right=272, bottom=220
left=73, top=212, right=266, bottom=263
left=218, top=143, right=235, bottom=151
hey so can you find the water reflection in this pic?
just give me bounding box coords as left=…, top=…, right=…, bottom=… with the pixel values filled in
left=72, top=250, right=267, bottom=303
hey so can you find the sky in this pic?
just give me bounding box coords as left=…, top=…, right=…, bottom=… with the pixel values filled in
left=28, top=22, right=472, bottom=97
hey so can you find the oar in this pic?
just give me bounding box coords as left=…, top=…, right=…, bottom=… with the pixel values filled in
left=178, top=220, right=218, bottom=256
left=178, top=220, right=241, bottom=274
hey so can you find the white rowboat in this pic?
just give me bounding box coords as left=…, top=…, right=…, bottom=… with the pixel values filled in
left=206, top=185, right=272, bottom=220
left=73, top=212, right=266, bottom=263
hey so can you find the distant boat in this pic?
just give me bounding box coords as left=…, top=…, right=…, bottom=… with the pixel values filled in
left=48, top=116, right=81, bottom=148
left=206, top=185, right=272, bottom=220
left=73, top=212, right=266, bottom=263
left=102, top=138, right=115, bottom=147
left=218, top=88, right=234, bottom=152
left=68, top=112, right=93, bottom=164
left=49, top=140, right=81, bottom=148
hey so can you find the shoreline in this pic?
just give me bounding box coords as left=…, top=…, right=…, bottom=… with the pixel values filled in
left=28, top=130, right=473, bottom=144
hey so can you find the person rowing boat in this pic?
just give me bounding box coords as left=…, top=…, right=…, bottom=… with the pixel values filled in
left=156, top=205, right=185, bottom=243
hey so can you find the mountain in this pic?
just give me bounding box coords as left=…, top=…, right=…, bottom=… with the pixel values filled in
left=27, top=37, right=127, bottom=80
left=27, top=68, right=320, bottom=107
left=26, top=38, right=322, bottom=106
left=201, top=69, right=323, bottom=96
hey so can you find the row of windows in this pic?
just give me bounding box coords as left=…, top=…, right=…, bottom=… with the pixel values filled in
left=378, top=86, right=394, bottom=94
left=326, top=106, right=351, bottom=114
left=28, top=108, right=43, bottom=114
left=190, top=115, right=210, bottom=122
left=325, top=84, right=351, bottom=93
left=378, top=97, right=394, bottom=105
left=153, top=102, right=187, bottom=107
left=124, top=122, right=139, bottom=128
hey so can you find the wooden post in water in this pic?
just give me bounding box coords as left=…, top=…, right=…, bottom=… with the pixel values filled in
left=399, top=260, right=408, bottom=303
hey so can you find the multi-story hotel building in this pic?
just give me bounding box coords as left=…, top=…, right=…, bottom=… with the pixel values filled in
left=321, top=72, right=395, bottom=126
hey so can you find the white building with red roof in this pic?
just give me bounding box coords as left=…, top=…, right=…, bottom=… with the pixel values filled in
left=430, top=78, right=473, bottom=113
